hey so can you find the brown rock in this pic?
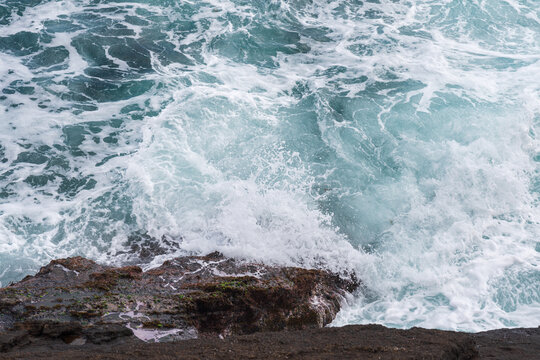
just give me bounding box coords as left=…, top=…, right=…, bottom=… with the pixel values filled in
left=4, top=325, right=540, bottom=359
left=0, top=253, right=357, bottom=351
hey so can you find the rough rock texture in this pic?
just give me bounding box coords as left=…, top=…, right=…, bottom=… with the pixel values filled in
left=2, top=255, right=539, bottom=359
left=473, top=327, right=540, bottom=359
left=2, top=324, right=540, bottom=359
left=0, top=253, right=357, bottom=350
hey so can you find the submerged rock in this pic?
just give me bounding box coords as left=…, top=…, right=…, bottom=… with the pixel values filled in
left=0, top=252, right=357, bottom=351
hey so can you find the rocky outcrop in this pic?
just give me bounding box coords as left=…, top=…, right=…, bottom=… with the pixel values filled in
left=2, top=324, right=540, bottom=359
left=0, top=253, right=357, bottom=351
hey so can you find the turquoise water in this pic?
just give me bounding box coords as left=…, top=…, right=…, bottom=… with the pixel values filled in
left=0, top=0, right=539, bottom=331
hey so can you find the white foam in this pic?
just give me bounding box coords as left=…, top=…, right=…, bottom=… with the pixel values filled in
left=0, top=0, right=539, bottom=332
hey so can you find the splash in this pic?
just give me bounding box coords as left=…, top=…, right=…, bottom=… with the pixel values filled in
left=0, top=0, right=539, bottom=331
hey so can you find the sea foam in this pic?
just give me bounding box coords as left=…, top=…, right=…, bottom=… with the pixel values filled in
left=0, top=0, right=538, bottom=331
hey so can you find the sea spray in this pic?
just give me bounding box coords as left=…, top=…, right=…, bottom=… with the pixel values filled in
left=0, top=0, right=538, bottom=331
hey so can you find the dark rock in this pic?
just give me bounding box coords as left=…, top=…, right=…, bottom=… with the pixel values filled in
left=83, top=324, right=134, bottom=344
left=40, top=321, right=82, bottom=338
left=1, top=254, right=539, bottom=358
left=123, top=233, right=180, bottom=263
left=0, top=330, right=28, bottom=352
left=473, top=326, right=540, bottom=359
left=0, top=253, right=357, bottom=351
left=3, top=325, right=540, bottom=359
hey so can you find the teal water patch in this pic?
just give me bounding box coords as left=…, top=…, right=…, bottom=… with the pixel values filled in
left=0, top=0, right=539, bottom=331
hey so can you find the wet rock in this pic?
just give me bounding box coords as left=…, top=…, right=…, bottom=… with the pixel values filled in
left=0, top=253, right=357, bottom=351
left=4, top=325, right=540, bottom=359
left=0, top=331, right=28, bottom=352
left=83, top=324, right=134, bottom=344
left=120, top=232, right=181, bottom=263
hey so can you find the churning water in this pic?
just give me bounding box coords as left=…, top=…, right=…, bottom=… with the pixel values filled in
left=0, top=0, right=539, bottom=331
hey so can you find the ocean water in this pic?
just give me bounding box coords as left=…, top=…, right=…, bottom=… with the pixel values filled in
left=0, top=0, right=539, bottom=332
